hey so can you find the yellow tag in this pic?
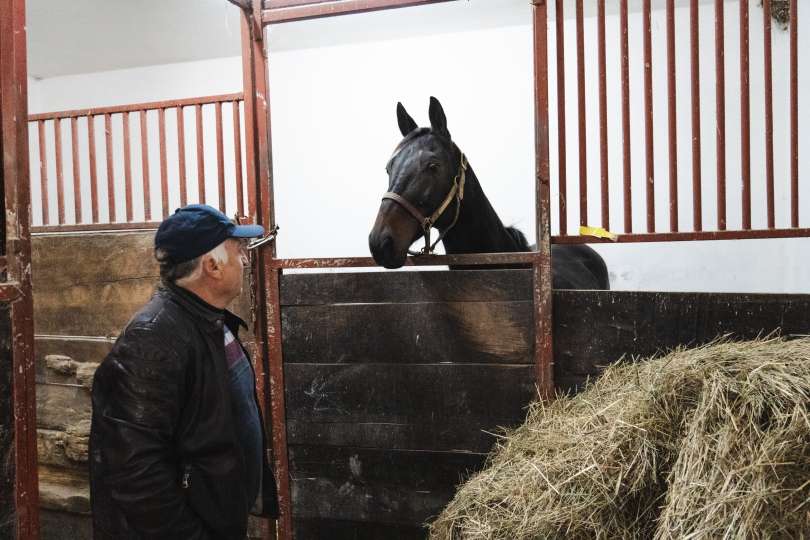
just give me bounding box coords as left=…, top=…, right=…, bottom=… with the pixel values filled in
left=579, top=225, right=618, bottom=241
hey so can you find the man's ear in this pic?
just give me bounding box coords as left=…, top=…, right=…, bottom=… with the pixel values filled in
left=201, top=254, right=223, bottom=279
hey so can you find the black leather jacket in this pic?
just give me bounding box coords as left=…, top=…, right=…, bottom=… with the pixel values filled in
left=89, top=284, right=279, bottom=539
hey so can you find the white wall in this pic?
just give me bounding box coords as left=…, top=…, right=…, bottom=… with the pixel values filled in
left=28, top=0, right=810, bottom=293
left=27, top=57, right=243, bottom=113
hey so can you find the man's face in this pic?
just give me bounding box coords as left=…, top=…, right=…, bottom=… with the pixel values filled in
left=222, top=238, right=249, bottom=301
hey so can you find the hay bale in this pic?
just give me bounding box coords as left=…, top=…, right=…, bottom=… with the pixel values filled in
left=429, top=338, right=810, bottom=539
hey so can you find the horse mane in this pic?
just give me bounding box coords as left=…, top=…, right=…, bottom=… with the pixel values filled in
left=505, top=226, right=531, bottom=252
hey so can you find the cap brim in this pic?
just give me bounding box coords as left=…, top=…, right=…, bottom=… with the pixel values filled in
left=230, top=224, right=265, bottom=238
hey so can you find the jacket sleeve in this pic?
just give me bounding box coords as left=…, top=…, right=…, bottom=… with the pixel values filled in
left=91, top=325, right=211, bottom=539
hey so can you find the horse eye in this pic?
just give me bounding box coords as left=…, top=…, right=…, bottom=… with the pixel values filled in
left=427, top=162, right=439, bottom=171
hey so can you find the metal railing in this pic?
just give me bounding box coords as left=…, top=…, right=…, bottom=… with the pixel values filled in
left=28, top=93, right=247, bottom=232
left=551, top=0, right=804, bottom=244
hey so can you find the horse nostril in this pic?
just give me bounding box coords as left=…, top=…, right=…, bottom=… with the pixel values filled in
left=369, top=232, right=391, bottom=259
left=380, top=235, right=393, bottom=252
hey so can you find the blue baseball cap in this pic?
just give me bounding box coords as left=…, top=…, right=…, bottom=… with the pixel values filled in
left=154, top=204, right=264, bottom=263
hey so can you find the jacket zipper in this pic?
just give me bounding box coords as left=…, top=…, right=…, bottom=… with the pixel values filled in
left=182, top=465, right=192, bottom=489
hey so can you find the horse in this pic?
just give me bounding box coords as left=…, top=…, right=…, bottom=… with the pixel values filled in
left=368, top=97, right=609, bottom=290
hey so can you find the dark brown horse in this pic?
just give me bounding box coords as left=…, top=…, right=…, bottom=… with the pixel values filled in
left=368, top=97, right=609, bottom=290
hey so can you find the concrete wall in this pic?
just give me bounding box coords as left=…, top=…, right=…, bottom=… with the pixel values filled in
left=31, top=231, right=255, bottom=538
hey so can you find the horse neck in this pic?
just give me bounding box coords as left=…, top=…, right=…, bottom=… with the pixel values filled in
left=439, top=165, right=521, bottom=254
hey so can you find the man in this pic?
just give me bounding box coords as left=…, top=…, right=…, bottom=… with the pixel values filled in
left=89, top=204, right=279, bottom=539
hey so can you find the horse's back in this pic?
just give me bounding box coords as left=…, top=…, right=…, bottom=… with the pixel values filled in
left=550, top=244, right=610, bottom=290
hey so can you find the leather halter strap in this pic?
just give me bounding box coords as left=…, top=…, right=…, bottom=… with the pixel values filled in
left=381, top=152, right=468, bottom=255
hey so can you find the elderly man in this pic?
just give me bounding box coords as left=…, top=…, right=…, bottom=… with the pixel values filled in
left=89, top=204, right=279, bottom=539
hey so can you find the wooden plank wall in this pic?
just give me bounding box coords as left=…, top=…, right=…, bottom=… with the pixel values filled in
left=280, top=270, right=810, bottom=538
left=31, top=232, right=158, bottom=538
left=30, top=231, right=254, bottom=539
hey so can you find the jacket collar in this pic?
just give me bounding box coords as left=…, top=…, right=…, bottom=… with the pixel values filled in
left=162, top=283, right=247, bottom=334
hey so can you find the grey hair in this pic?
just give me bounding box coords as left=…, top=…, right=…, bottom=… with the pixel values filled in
left=155, top=242, right=229, bottom=285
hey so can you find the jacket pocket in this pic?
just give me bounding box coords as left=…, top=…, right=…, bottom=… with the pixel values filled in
left=182, top=462, right=248, bottom=540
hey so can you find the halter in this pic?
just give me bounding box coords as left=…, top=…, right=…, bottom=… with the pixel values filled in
left=382, top=152, right=468, bottom=256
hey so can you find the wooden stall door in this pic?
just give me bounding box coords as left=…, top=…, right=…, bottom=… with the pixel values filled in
left=279, top=269, right=810, bottom=539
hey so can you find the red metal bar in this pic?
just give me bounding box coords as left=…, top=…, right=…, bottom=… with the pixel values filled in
left=554, top=0, right=567, bottom=236
left=263, top=269, right=285, bottom=540
left=32, top=221, right=160, bottom=234
left=740, top=0, right=751, bottom=229
left=575, top=0, right=587, bottom=227
left=643, top=0, right=655, bottom=233
left=533, top=0, right=554, bottom=399
left=159, top=108, right=169, bottom=217
left=123, top=112, right=134, bottom=222
left=177, top=106, right=188, bottom=206
left=763, top=0, right=775, bottom=229
left=263, top=0, right=456, bottom=24
left=270, top=252, right=542, bottom=269
left=216, top=102, right=226, bottom=212
left=620, top=0, right=631, bottom=233
left=70, top=117, right=81, bottom=223
left=597, top=0, right=609, bottom=230
left=28, top=92, right=244, bottom=121
left=554, top=227, right=810, bottom=245
left=254, top=3, right=285, bottom=538
left=790, top=0, right=798, bottom=227
left=88, top=115, right=99, bottom=223
left=242, top=6, right=281, bottom=539
left=104, top=113, right=115, bottom=222
left=690, top=0, right=702, bottom=231
left=242, top=23, right=258, bottom=222
left=54, top=118, right=65, bottom=224
left=195, top=104, right=205, bottom=204
left=667, top=0, right=679, bottom=232
left=37, top=120, right=49, bottom=225
left=233, top=100, right=245, bottom=217
left=1, top=0, right=40, bottom=533
left=715, top=0, right=727, bottom=230
left=140, top=110, right=152, bottom=221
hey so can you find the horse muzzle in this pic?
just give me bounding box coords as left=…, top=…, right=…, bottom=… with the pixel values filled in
left=369, top=202, right=421, bottom=269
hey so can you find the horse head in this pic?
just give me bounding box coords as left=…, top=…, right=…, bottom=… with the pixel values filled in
left=369, top=97, right=466, bottom=268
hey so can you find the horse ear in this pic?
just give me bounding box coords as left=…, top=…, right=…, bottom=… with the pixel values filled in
left=428, top=96, right=450, bottom=139
left=396, top=102, right=418, bottom=137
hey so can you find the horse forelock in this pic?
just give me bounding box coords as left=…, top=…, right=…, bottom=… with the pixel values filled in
left=387, top=128, right=456, bottom=170
left=388, top=128, right=430, bottom=164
